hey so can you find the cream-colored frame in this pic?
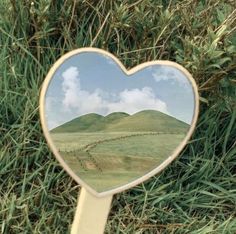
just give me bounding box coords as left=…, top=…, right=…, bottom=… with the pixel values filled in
left=39, top=47, right=199, bottom=198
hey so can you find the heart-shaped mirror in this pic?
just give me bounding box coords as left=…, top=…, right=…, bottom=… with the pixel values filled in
left=40, top=48, right=199, bottom=197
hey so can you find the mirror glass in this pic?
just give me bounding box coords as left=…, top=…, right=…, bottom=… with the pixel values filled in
left=42, top=51, right=197, bottom=193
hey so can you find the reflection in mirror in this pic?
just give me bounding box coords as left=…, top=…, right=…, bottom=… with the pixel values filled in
left=43, top=51, right=196, bottom=193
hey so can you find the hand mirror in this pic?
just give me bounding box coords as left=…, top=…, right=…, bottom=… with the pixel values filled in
left=39, top=48, right=199, bottom=233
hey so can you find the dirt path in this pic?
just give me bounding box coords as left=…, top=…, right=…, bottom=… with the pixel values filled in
left=66, top=132, right=182, bottom=172
left=82, top=131, right=181, bottom=152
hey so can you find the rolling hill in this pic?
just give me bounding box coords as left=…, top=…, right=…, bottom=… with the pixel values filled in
left=51, top=110, right=189, bottom=133
left=50, top=113, right=103, bottom=133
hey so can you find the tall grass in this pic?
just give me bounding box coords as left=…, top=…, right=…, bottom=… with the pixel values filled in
left=0, top=0, right=236, bottom=233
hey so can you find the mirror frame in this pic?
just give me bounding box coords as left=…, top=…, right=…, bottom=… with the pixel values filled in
left=39, top=47, right=199, bottom=197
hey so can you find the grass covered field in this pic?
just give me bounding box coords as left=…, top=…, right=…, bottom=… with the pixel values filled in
left=51, top=132, right=186, bottom=192
left=0, top=0, right=236, bottom=233
left=50, top=110, right=189, bottom=192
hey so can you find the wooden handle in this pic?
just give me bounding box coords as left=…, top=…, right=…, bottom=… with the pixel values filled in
left=71, top=187, right=113, bottom=234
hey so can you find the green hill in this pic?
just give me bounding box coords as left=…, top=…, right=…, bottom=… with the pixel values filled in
left=106, top=110, right=189, bottom=132
left=51, top=110, right=189, bottom=133
left=105, top=112, right=129, bottom=122
left=51, top=113, right=103, bottom=133
left=51, top=112, right=129, bottom=133
left=86, top=112, right=130, bottom=131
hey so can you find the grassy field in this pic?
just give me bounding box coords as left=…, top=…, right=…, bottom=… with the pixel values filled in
left=50, top=110, right=189, bottom=192
left=51, top=132, right=186, bottom=192
left=0, top=0, right=236, bottom=233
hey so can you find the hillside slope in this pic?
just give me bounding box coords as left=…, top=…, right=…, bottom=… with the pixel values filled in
left=51, top=113, right=103, bottom=133
left=106, top=110, right=189, bottom=132
left=51, top=110, right=189, bottom=133
left=51, top=112, right=129, bottom=133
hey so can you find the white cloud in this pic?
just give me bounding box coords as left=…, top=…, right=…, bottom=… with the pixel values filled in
left=152, top=66, right=190, bottom=88
left=61, top=67, right=106, bottom=114
left=101, top=54, right=116, bottom=65
left=61, top=66, right=168, bottom=117
left=47, top=119, right=60, bottom=130
left=45, top=96, right=53, bottom=114
left=45, top=96, right=61, bottom=129
left=107, top=87, right=168, bottom=114
left=62, top=67, right=81, bottom=109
